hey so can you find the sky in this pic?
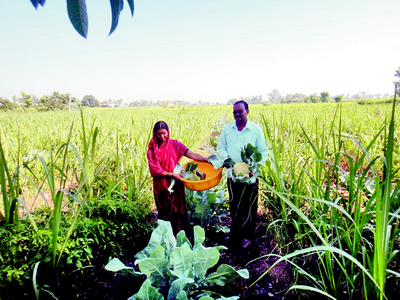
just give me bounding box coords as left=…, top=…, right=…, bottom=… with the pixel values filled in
left=1, top=0, right=399, bottom=103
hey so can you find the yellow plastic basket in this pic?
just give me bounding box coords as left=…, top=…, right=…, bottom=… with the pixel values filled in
left=181, top=161, right=222, bottom=191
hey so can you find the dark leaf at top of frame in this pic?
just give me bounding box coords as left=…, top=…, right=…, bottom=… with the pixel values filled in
left=127, top=0, right=134, bottom=16
left=30, top=0, right=46, bottom=9
left=109, top=0, right=124, bottom=36
left=67, top=0, right=89, bottom=39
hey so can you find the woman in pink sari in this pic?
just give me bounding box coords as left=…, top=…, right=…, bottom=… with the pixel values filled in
left=147, top=121, right=208, bottom=235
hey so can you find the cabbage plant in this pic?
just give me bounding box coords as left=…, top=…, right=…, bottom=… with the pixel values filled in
left=105, top=220, right=249, bottom=300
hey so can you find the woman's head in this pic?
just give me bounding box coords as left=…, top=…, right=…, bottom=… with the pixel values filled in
left=153, top=121, right=169, bottom=145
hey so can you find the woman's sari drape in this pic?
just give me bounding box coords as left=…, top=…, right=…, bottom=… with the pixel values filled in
left=147, top=136, right=188, bottom=234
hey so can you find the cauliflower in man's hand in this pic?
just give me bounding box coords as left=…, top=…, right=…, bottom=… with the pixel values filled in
left=233, top=162, right=250, bottom=178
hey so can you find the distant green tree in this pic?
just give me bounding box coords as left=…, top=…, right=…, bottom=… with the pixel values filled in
left=320, top=91, right=330, bottom=103
left=267, top=89, right=282, bottom=103
left=82, top=95, right=100, bottom=107
left=334, top=95, right=343, bottom=103
left=37, top=91, right=78, bottom=111
left=309, top=94, right=319, bottom=103
left=0, top=97, right=17, bottom=111
left=227, top=98, right=238, bottom=105
left=12, top=91, right=37, bottom=108
left=30, top=0, right=134, bottom=38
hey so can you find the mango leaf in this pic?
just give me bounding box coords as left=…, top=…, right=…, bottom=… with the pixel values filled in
left=170, top=243, right=195, bottom=278
left=204, top=264, right=249, bottom=287
left=136, top=258, right=170, bottom=288
left=30, top=0, right=46, bottom=9
left=67, top=0, right=88, bottom=38
left=167, top=278, right=194, bottom=300
left=109, top=0, right=124, bottom=36
left=135, top=220, right=176, bottom=260
left=127, top=0, right=134, bottom=16
left=129, top=279, right=163, bottom=300
left=193, top=244, right=219, bottom=280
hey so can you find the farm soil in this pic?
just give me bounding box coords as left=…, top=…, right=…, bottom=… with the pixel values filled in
left=4, top=210, right=399, bottom=300
left=2, top=212, right=298, bottom=300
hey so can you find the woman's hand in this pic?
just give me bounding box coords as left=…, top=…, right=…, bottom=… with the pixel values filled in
left=171, top=173, right=182, bottom=181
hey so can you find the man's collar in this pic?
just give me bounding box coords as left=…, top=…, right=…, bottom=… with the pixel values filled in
left=233, top=120, right=252, bottom=131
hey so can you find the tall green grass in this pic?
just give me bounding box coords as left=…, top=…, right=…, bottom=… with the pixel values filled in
left=256, top=99, right=399, bottom=298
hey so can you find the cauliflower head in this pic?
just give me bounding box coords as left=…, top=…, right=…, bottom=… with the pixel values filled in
left=233, top=162, right=250, bottom=178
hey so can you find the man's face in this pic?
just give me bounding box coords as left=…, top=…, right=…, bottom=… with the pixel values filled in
left=233, top=103, right=248, bottom=123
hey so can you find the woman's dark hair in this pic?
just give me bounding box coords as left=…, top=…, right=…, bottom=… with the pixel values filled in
left=234, top=100, right=249, bottom=110
left=153, top=121, right=169, bottom=139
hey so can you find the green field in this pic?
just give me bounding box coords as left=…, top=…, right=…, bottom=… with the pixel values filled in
left=1, top=102, right=399, bottom=299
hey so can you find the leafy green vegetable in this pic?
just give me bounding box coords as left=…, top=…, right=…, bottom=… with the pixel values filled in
left=206, top=144, right=265, bottom=184
left=205, top=147, right=234, bottom=169
left=182, top=162, right=205, bottom=181
left=185, top=185, right=229, bottom=233
left=185, top=162, right=198, bottom=173
left=230, top=143, right=264, bottom=183
left=105, top=220, right=248, bottom=300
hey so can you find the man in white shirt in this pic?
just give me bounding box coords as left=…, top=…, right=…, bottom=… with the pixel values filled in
left=218, top=100, right=269, bottom=248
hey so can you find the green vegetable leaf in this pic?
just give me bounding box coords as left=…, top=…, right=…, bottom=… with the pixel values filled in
left=176, top=290, right=189, bottom=300
left=136, top=258, right=170, bottom=288
left=185, top=162, right=198, bottom=172
left=170, top=243, right=195, bottom=278
left=135, top=220, right=176, bottom=260
left=204, top=264, right=249, bottom=286
left=193, top=244, right=219, bottom=279
left=150, top=245, right=166, bottom=259
left=129, top=279, right=163, bottom=300
left=193, top=225, right=205, bottom=247
left=176, top=230, right=192, bottom=248
left=193, top=202, right=212, bottom=224
left=167, top=278, right=194, bottom=300
left=105, top=257, right=133, bottom=272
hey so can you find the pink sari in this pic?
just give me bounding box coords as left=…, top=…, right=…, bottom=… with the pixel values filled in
left=147, top=135, right=188, bottom=234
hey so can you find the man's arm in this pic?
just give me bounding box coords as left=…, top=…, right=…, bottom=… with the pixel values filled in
left=217, top=127, right=229, bottom=159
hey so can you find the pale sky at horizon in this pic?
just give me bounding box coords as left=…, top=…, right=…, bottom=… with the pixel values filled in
left=1, top=0, right=399, bottom=103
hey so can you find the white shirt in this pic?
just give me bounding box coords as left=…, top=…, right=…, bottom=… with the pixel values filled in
left=217, top=120, right=269, bottom=165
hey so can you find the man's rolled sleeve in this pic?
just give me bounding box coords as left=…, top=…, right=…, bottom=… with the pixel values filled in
left=217, top=127, right=230, bottom=159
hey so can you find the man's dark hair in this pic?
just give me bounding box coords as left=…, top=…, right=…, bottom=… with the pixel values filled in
left=234, top=100, right=249, bottom=110
left=153, top=121, right=169, bottom=138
